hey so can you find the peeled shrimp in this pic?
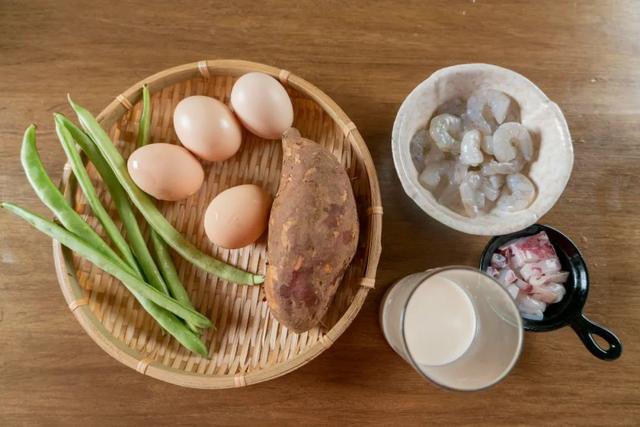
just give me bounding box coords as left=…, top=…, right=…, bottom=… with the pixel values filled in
left=447, top=160, right=469, bottom=185
left=437, top=161, right=467, bottom=213
left=466, top=89, right=512, bottom=135
left=481, top=134, right=494, bottom=155
left=492, top=122, right=534, bottom=162
left=429, top=113, right=462, bottom=153
left=459, top=172, right=485, bottom=216
left=488, top=174, right=505, bottom=189
left=496, top=173, right=536, bottom=212
left=418, top=160, right=451, bottom=190
left=418, top=89, right=539, bottom=219
left=481, top=156, right=524, bottom=176
left=481, top=174, right=503, bottom=201
left=460, top=129, right=484, bottom=166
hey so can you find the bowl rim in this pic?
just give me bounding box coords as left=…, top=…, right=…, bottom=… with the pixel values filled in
left=391, top=63, right=574, bottom=236
left=52, top=59, right=383, bottom=388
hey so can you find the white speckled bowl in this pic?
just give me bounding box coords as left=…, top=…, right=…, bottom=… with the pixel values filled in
left=392, top=64, right=574, bottom=236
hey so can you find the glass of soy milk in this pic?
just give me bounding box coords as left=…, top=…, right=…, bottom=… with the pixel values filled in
left=380, top=266, right=523, bottom=391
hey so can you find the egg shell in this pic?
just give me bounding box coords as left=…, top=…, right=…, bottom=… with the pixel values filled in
left=173, top=95, right=242, bottom=161
left=230, top=72, right=294, bottom=140
left=204, top=184, right=272, bottom=249
left=127, top=143, right=204, bottom=201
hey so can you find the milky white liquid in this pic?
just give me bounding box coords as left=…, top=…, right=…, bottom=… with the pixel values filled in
left=404, top=276, right=477, bottom=366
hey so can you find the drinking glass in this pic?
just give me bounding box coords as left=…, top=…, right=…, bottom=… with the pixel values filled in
left=380, top=266, right=523, bottom=391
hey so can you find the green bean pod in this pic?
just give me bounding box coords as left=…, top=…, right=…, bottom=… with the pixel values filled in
left=16, top=124, right=209, bottom=355
left=54, top=115, right=141, bottom=277
left=130, top=290, right=208, bottom=356
left=20, top=125, right=125, bottom=270
left=136, top=85, right=199, bottom=332
left=1, top=203, right=212, bottom=330
left=137, top=84, right=151, bottom=148
left=68, top=96, right=263, bottom=285
left=5, top=206, right=207, bottom=356
left=58, top=114, right=170, bottom=295
left=150, top=231, right=199, bottom=332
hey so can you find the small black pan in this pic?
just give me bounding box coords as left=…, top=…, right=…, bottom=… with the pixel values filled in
left=480, top=224, right=622, bottom=361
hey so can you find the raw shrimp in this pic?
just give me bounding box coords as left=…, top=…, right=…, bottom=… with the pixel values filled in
left=466, top=89, right=512, bottom=135
left=492, top=122, right=534, bottom=162
left=416, top=89, right=538, bottom=219
left=496, top=173, right=536, bottom=212
left=481, top=156, right=525, bottom=176
left=481, top=174, right=504, bottom=201
left=481, top=134, right=494, bottom=155
left=488, top=174, right=504, bottom=189
left=460, top=129, right=484, bottom=166
left=437, top=161, right=467, bottom=213
left=459, top=172, right=485, bottom=216
left=447, top=160, right=468, bottom=185
left=461, top=113, right=476, bottom=132
left=429, top=113, right=462, bottom=153
left=418, top=160, right=451, bottom=190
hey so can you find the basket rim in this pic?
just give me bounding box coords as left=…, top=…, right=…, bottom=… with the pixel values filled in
left=52, top=59, right=383, bottom=388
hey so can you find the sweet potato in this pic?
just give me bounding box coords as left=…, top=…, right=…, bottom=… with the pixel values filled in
left=265, top=128, right=359, bottom=333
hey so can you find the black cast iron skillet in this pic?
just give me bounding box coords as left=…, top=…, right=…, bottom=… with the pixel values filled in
left=480, top=224, right=622, bottom=361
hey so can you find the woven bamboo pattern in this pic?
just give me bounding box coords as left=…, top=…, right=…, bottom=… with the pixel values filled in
left=52, top=60, right=382, bottom=388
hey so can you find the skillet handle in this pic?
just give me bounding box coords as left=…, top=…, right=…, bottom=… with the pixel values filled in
left=570, top=314, right=622, bottom=360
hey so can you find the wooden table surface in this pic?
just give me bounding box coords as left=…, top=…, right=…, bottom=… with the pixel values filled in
left=2, top=1, right=639, bottom=425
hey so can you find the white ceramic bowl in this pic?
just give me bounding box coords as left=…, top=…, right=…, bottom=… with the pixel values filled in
left=392, top=64, right=574, bottom=235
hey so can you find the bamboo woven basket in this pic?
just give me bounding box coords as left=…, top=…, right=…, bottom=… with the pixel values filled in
left=52, top=60, right=382, bottom=388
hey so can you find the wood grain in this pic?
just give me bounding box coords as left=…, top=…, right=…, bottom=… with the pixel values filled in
left=1, top=0, right=639, bottom=425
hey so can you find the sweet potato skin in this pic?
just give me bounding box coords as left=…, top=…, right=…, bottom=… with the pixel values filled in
left=265, top=129, right=359, bottom=333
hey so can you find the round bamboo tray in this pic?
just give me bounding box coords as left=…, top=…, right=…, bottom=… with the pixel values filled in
left=52, top=59, right=382, bottom=388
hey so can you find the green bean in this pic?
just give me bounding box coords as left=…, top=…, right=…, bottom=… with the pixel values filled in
left=54, top=115, right=141, bottom=276
left=131, top=291, right=208, bottom=356
left=20, top=125, right=124, bottom=269
left=150, top=231, right=199, bottom=332
left=4, top=205, right=207, bottom=357
left=136, top=85, right=199, bottom=332
left=17, top=124, right=209, bottom=355
left=68, top=96, right=264, bottom=286
left=1, top=202, right=212, bottom=329
left=57, top=114, right=170, bottom=295
left=137, top=84, right=151, bottom=148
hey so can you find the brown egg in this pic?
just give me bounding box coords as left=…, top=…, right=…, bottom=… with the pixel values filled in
left=173, top=95, right=242, bottom=161
left=204, top=184, right=272, bottom=249
left=230, top=72, right=294, bottom=139
left=127, top=143, right=204, bottom=201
